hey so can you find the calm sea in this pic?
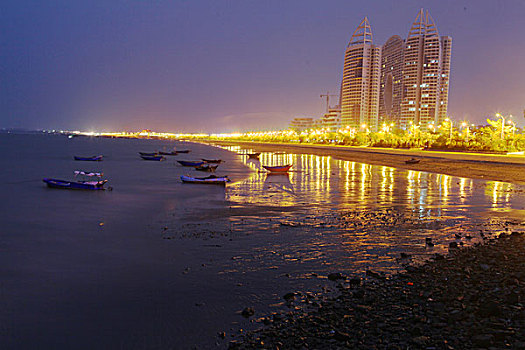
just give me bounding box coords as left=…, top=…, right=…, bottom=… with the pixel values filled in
left=2, top=133, right=524, bottom=349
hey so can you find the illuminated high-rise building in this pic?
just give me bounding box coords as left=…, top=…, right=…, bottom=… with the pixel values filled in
left=379, top=35, right=405, bottom=126
left=400, top=9, right=452, bottom=130
left=340, top=17, right=381, bottom=131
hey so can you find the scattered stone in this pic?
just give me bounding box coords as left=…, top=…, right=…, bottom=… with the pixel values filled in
left=283, top=292, right=296, bottom=301
left=327, top=272, right=344, bottom=281
left=241, top=307, right=255, bottom=318
left=235, top=232, right=525, bottom=349
left=349, top=277, right=361, bottom=286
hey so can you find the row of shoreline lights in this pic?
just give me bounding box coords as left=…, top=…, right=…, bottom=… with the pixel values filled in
left=246, top=114, right=516, bottom=139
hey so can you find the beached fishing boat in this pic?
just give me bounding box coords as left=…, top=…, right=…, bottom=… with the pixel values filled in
left=262, top=164, right=292, bottom=173
left=159, top=151, right=178, bottom=156
left=43, top=178, right=108, bottom=190
left=74, top=155, right=103, bottom=161
left=195, top=164, right=218, bottom=172
left=201, top=158, right=223, bottom=163
left=247, top=153, right=260, bottom=159
left=176, top=150, right=191, bottom=153
left=405, top=158, right=420, bottom=164
left=180, top=175, right=230, bottom=185
left=43, top=171, right=107, bottom=190
left=140, top=155, right=165, bottom=161
left=139, top=152, right=158, bottom=156
left=177, top=160, right=205, bottom=167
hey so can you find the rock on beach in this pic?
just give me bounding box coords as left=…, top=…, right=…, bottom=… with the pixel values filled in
left=236, top=232, right=524, bottom=349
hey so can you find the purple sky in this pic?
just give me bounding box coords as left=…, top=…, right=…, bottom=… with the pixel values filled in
left=1, top=0, right=524, bottom=132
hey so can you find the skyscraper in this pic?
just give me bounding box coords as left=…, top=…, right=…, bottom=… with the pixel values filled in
left=379, top=35, right=405, bottom=126
left=400, top=9, right=452, bottom=130
left=340, top=17, right=381, bottom=131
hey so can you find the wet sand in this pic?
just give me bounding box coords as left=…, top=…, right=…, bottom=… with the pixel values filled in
left=207, top=141, right=525, bottom=185
left=236, top=232, right=525, bottom=349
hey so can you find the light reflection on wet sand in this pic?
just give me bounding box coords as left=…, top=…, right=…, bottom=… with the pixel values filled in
left=203, top=145, right=524, bottom=275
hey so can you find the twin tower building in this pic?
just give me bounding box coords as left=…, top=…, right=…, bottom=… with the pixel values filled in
left=339, top=9, right=452, bottom=132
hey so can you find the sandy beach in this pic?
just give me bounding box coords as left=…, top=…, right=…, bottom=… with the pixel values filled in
left=207, top=141, right=525, bottom=185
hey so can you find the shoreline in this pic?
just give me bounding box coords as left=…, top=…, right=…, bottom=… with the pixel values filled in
left=235, top=232, right=524, bottom=349
left=206, top=140, right=525, bottom=185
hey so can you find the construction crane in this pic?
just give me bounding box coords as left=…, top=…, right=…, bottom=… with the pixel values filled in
left=320, top=91, right=338, bottom=113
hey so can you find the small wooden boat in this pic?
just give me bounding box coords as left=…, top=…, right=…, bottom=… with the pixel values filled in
left=44, top=171, right=108, bottom=190
left=159, top=151, right=178, bottom=156
left=43, top=178, right=108, bottom=190
left=74, top=155, right=103, bottom=161
left=176, top=150, right=191, bottom=153
left=195, top=164, right=218, bottom=172
left=201, top=158, right=223, bottom=164
left=177, top=160, right=204, bottom=167
left=139, top=152, right=158, bottom=156
left=180, top=175, right=230, bottom=185
left=141, top=155, right=165, bottom=161
left=405, top=158, right=420, bottom=164
left=247, top=153, right=260, bottom=159
left=262, top=164, right=292, bottom=173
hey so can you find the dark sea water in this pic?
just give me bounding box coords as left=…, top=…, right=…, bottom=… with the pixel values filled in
left=2, top=134, right=524, bottom=349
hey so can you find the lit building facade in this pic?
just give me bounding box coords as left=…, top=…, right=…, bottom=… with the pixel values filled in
left=318, top=107, right=342, bottom=132
left=289, top=117, right=315, bottom=132
left=400, top=9, right=452, bottom=130
left=379, top=35, right=405, bottom=126
left=340, top=17, right=381, bottom=131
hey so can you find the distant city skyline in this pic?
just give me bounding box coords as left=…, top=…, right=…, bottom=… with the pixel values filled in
left=1, top=0, right=524, bottom=132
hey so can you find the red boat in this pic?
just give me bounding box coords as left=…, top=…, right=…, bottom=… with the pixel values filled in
left=262, top=164, right=292, bottom=173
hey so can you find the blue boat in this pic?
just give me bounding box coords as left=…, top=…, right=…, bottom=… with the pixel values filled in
left=74, top=155, right=103, bottom=161
left=139, top=152, right=158, bottom=156
left=141, top=155, right=165, bottom=161
left=43, top=178, right=108, bottom=190
left=43, top=170, right=108, bottom=190
left=180, top=175, right=230, bottom=185
left=177, top=160, right=204, bottom=167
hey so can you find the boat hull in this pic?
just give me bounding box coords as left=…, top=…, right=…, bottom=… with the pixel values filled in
left=43, top=178, right=107, bottom=190
left=178, top=160, right=204, bottom=167
left=141, top=155, right=165, bottom=161
left=262, top=164, right=292, bottom=173
left=405, top=159, right=420, bottom=164
left=74, top=155, right=103, bottom=161
left=195, top=164, right=218, bottom=172
left=180, top=175, right=229, bottom=185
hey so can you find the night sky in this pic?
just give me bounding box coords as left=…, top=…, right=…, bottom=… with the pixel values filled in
left=2, top=0, right=524, bottom=133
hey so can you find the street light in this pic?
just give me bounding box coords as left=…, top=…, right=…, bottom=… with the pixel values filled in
left=461, top=121, right=470, bottom=142
left=507, top=117, right=516, bottom=136
left=445, top=117, right=454, bottom=141
left=496, top=113, right=505, bottom=139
